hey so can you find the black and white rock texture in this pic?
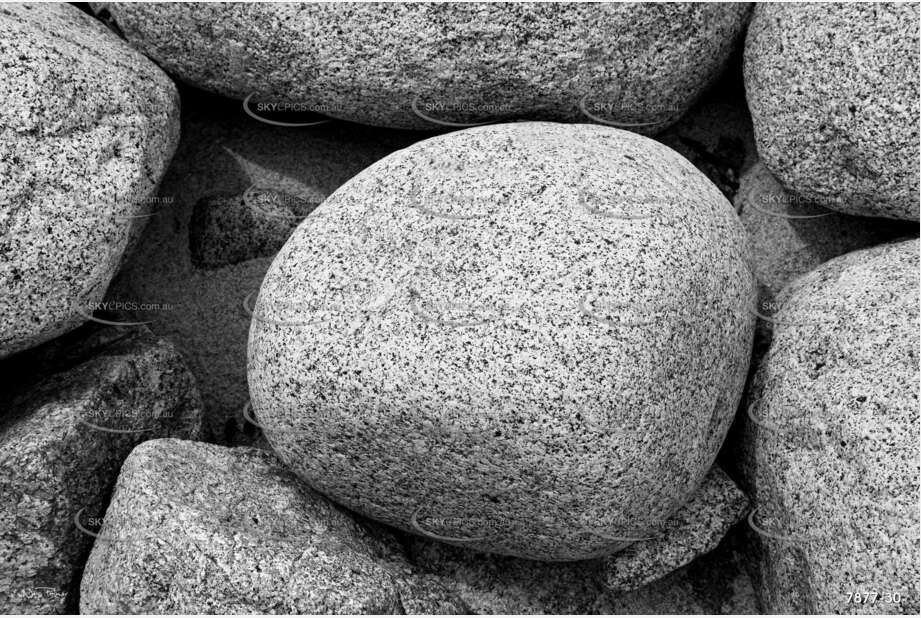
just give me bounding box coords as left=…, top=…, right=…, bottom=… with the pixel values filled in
left=79, top=439, right=468, bottom=614
left=107, top=91, right=419, bottom=444
left=95, top=2, right=750, bottom=131
left=403, top=520, right=759, bottom=614
left=0, top=3, right=180, bottom=358
left=601, top=466, right=749, bottom=592
left=0, top=326, right=202, bottom=614
left=248, top=122, right=756, bottom=561
left=735, top=161, right=916, bottom=360
left=741, top=238, right=920, bottom=614
left=744, top=3, right=920, bottom=221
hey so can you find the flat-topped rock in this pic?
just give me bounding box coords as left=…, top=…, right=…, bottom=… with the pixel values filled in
left=248, top=121, right=756, bottom=560
left=79, top=439, right=467, bottom=614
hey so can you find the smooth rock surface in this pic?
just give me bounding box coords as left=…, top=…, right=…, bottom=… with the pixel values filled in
left=601, top=466, right=749, bottom=592
left=249, top=122, right=756, bottom=560
left=0, top=326, right=202, bottom=614
left=744, top=3, right=920, bottom=220
left=107, top=89, right=420, bottom=443
left=741, top=239, right=920, bottom=613
left=96, top=2, right=750, bottom=131
left=0, top=3, right=180, bottom=358
left=79, top=439, right=467, bottom=614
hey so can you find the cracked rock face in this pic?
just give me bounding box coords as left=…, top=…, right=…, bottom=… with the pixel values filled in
left=248, top=122, right=756, bottom=561
left=78, top=439, right=468, bottom=614
left=741, top=239, right=920, bottom=613
left=744, top=3, right=920, bottom=221
left=95, top=2, right=749, bottom=131
left=0, top=326, right=202, bottom=614
left=0, top=3, right=180, bottom=358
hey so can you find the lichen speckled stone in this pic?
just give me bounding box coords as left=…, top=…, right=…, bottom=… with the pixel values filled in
left=79, top=439, right=468, bottom=614
left=95, top=2, right=750, bottom=131
left=107, top=93, right=419, bottom=444
left=741, top=239, right=920, bottom=614
left=248, top=122, right=756, bottom=561
left=0, top=326, right=202, bottom=614
left=744, top=3, right=920, bottom=221
left=0, top=3, right=180, bottom=358
left=601, top=466, right=749, bottom=592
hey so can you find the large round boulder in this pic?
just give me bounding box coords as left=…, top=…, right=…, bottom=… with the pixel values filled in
left=744, top=3, right=920, bottom=220
left=96, top=2, right=750, bottom=131
left=247, top=122, right=755, bottom=561
left=0, top=3, right=180, bottom=358
left=743, top=238, right=919, bottom=613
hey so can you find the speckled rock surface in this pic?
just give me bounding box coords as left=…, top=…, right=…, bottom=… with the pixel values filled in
left=0, top=327, right=202, bottom=614
left=95, top=2, right=750, bottom=131
left=248, top=122, right=756, bottom=560
left=740, top=239, right=920, bottom=613
left=190, top=189, right=320, bottom=269
left=403, top=521, right=760, bottom=614
left=0, top=3, right=180, bottom=358
left=79, top=439, right=468, bottom=614
left=735, top=162, right=916, bottom=358
left=107, top=90, right=419, bottom=444
left=602, top=466, right=749, bottom=592
left=744, top=3, right=920, bottom=221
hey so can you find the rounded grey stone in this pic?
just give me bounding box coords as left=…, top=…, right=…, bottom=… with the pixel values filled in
left=743, top=238, right=920, bottom=613
left=0, top=3, right=180, bottom=358
left=744, top=3, right=920, bottom=221
left=248, top=122, right=756, bottom=561
left=96, top=2, right=750, bottom=131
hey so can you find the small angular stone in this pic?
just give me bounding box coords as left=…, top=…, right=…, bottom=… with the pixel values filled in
left=601, top=466, right=749, bottom=592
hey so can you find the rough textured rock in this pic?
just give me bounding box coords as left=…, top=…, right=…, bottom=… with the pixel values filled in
left=744, top=3, right=920, bottom=221
left=0, top=3, right=180, bottom=358
left=0, top=326, right=202, bottom=614
left=735, top=162, right=917, bottom=358
left=79, top=439, right=468, bottom=614
left=96, top=2, right=750, bottom=131
left=249, top=122, right=756, bottom=560
left=601, top=466, right=749, bottom=591
left=741, top=239, right=920, bottom=613
left=404, top=521, right=759, bottom=614
left=107, top=89, right=419, bottom=444
left=190, top=189, right=321, bottom=269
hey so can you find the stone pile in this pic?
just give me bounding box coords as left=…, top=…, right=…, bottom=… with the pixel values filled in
left=1, top=2, right=917, bottom=615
